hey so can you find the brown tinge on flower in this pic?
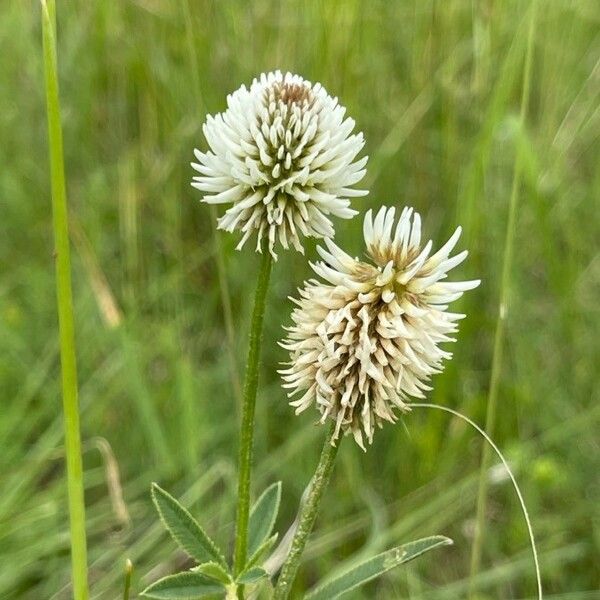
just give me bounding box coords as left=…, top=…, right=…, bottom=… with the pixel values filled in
left=280, top=206, right=480, bottom=450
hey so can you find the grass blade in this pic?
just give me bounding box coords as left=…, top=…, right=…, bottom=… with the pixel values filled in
left=181, top=0, right=241, bottom=403
left=469, top=2, right=539, bottom=595
left=412, top=403, right=542, bottom=598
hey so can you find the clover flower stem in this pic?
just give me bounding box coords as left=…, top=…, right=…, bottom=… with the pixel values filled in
left=469, top=1, right=538, bottom=594
left=233, top=248, right=273, bottom=583
left=273, top=422, right=340, bottom=599
left=41, top=2, right=89, bottom=599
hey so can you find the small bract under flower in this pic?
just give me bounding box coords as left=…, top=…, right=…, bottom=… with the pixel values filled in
left=280, top=206, right=480, bottom=450
left=191, top=71, right=367, bottom=258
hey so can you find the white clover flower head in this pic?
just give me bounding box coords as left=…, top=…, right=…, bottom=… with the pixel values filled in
left=191, top=71, right=368, bottom=258
left=280, top=206, right=480, bottom=450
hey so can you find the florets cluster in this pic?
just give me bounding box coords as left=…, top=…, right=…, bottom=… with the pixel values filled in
left=280, top=207, right=480, bottom=449
left=192, top=71, right=367, bottom=257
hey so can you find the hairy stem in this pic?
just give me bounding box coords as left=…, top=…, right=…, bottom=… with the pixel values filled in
left=273, top=423, right=340, bottom=599
left=469, top=2, right=538, bottom=594
left=233, top=249, right=273, bottom=579
left=41, top=1, right=89, bottom=598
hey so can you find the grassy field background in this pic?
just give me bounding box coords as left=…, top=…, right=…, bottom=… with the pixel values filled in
left=1, top=0, right=599, bottom=597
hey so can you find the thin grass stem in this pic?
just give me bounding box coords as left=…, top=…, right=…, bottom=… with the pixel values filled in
left=181, top=0, right=241, bottom=403
left=469, top=1, right=538, bottom=593
left=412, top=403, right=542, bottom=599
left=273, top=422, right=340, bottom=600
left=209, top=209, right=241, bottom=401
left=41, top=1, right=89, bottom=598
left=233, top=249, right=273, bottom=581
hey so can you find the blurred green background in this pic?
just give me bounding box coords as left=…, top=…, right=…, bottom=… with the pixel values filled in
left=1, top=0, right=599, bottom=598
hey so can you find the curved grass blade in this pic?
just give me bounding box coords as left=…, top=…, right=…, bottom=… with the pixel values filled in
left=141, top=572, right=224, bottom=599
left=305, top=536, right=453, bottom=600
left=412, top=403, right=542, bottom=598
left=248, top=481, right=282, bottom=559
left=151, top=483, right=227, bottom=568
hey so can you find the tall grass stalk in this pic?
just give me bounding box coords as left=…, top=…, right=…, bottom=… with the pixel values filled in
left=413, top=403, right=541, bottom=598
left=233, top=249, right=273, bottom=579
left=40, top=1, right=89, bottom=598
left=273, top=422, right=340, bottom=599
left=469, top=1, right=538, bottom=593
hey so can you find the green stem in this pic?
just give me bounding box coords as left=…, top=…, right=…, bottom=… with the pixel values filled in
left=469, top=2, right=538, bottom=595
left=41, top=2, right=89, bottom=599
left=233, top=249, right=273, bottom=577
left=273, top=423, right=340, bottom=600
left=123, top=559, right=133, bottom=600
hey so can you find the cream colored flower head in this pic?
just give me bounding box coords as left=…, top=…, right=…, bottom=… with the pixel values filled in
left=280, top=206, right=480, bottom=450
left=191, top=71, right=367, bottom=258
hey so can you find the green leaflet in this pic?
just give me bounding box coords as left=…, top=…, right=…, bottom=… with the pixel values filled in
left=246, top=533, right=278, bottom=570
left=236, top=566, right=268, bottom=585
left=151, top=483, right=227, bottom=568
left=305, top=536, right=453, bottom=600
left=141, top=572, right=225, bottom=599
left=247, top=482, right=281, bottom=559
left=194, top=561, right=232, bottom=585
